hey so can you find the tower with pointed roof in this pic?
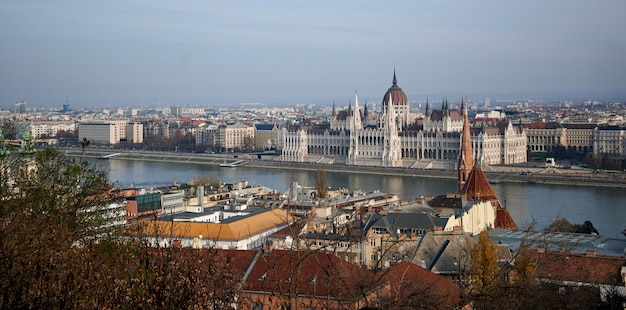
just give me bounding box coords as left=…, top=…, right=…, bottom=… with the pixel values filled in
left=458, top=102, right=518, bottom=229
left=382, top=70, right=409, bottom=131
left=458, top=99, right=474, bottom=191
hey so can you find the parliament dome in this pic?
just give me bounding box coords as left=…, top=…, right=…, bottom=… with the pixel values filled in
left=382, top=70, right=408, bottom=107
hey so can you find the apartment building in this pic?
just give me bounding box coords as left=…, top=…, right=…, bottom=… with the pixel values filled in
left=79, top=121, right=126, bottom=144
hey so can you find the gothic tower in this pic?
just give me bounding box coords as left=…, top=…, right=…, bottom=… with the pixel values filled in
left=457, top=99, right=473, bottom=191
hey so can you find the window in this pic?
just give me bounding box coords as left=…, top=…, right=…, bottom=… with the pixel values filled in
left=252, top=303, right=263, bottom=310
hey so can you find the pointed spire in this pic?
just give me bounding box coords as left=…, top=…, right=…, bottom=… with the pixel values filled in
left=392, top=68, right=397, bottom=86
left=458, top=101, right=474, bottom=191
left=353, top=91, right=362, bottom=130
left=332, top=100, right=336, bottom=117
left=425, top=98, right=430, bottom=118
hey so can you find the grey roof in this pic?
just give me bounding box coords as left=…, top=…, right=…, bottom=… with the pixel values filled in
left=254, top=124, right=277, bottom=131
left=365, top=212, right=438, bottom=233
left=410, top=231, right=478, bottom=275
left=488, top=229, right=626, bottom=256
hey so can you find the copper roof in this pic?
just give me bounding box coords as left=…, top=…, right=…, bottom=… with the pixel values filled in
left=382, top=70, right=408, bottom=106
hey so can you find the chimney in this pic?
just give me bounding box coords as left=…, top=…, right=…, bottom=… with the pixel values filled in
left=198, top=185, right=204, bottom=208
left=585, top=250, right=596, bottom=257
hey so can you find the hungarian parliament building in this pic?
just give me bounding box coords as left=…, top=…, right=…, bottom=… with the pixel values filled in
left=280, top=72, right=527, bottom=168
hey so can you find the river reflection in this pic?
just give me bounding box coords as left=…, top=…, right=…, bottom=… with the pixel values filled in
left=95, top=158, right=625, bottom=237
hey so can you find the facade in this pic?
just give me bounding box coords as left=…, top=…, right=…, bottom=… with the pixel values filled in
left=78, top=120, right=128, bottom=145
left=525, top=122, right=596, bottom=153
left=217, top=124, right=255, bottom=152
left=195, top=124, right=219, bottom=148
left=126, top=122, right=144, bottom=144
left=29, top=121, right=77, bottom=139
left=280, top=72, right=527, bottom=168
left=594, top=126, right=626, bottom=158
left=124, top=189, right=162, bottom=221
left=525, top=122, right=626, bottom=158
left=254, top=123, right=279, bottom=150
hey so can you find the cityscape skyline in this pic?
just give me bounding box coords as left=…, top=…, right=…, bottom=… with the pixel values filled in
left=2, top=1, right=626, bottom=107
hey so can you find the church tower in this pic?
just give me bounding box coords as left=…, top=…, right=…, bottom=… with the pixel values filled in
left=457, top=99, right=473, bottom=191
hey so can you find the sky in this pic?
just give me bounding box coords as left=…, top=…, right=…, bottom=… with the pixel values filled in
left=1, top=1, right=626, bottom=108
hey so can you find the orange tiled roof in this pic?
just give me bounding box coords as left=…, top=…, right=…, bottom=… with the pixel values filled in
left=495, top=207, right=518, bottom=230
left=137, top=209, right=293, bottom=240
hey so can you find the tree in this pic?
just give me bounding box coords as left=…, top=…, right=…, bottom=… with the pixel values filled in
left=196, top=173, right=221, bottom=191
left=0, top=148, right=244, bottom=308
left=0, top=147, right=116, bottom=308
left=470, top=231, right=499, bottom=293
left=314, top=167, right=328, bottom=200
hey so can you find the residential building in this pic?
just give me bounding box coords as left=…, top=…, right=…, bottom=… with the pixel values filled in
left=195, top=124, right=219, bottom=148
left=126, top=122, right=143, bottom=144
left=240, top=249, right=462, bottom=309
left=254, top=123, right=279, bottom=150
left=217, top=124, right=255, bottom=152
left=29, top=121, right=77, bottom=139
left=78, top=120, right=128, bottom=145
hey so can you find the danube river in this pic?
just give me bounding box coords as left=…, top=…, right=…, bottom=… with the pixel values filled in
left=91, top=158, right=626, bottom=238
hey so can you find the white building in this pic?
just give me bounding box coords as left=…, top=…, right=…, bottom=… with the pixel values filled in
left=79, top=121, right=127, bottom=145
left=78, top=120, right=143, bottom=145
left=126, top=122, right=144, bottom=144
left=218, top=124, right=255, bottom=151
left=280, top=72, right=527, bottom=168
left=135, top=206, right=293, bottom=250
left=30, top=121, right=77, bottom=139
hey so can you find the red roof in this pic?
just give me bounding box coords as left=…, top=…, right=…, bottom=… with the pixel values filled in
left=522, top=250, right=625, bottom=286
left=383, top=262, right=462, bottom=308
left=461, top=167, right=497, bottom=201
left=243, top=250, right=374, bottom=299
left=461, top=166, right=518, bottom=229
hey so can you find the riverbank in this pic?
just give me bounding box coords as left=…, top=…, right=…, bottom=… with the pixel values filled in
left=66, top=148, right=626, bottom=188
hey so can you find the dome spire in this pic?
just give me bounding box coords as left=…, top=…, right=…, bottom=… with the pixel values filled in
left=392, top=68, right=397, bottom=86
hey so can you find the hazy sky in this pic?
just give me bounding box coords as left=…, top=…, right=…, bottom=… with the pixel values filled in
left=1, top=1, right=625, bottom=107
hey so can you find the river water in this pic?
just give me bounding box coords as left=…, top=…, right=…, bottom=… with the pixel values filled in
left=91, top=158, right=626, bottom=238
